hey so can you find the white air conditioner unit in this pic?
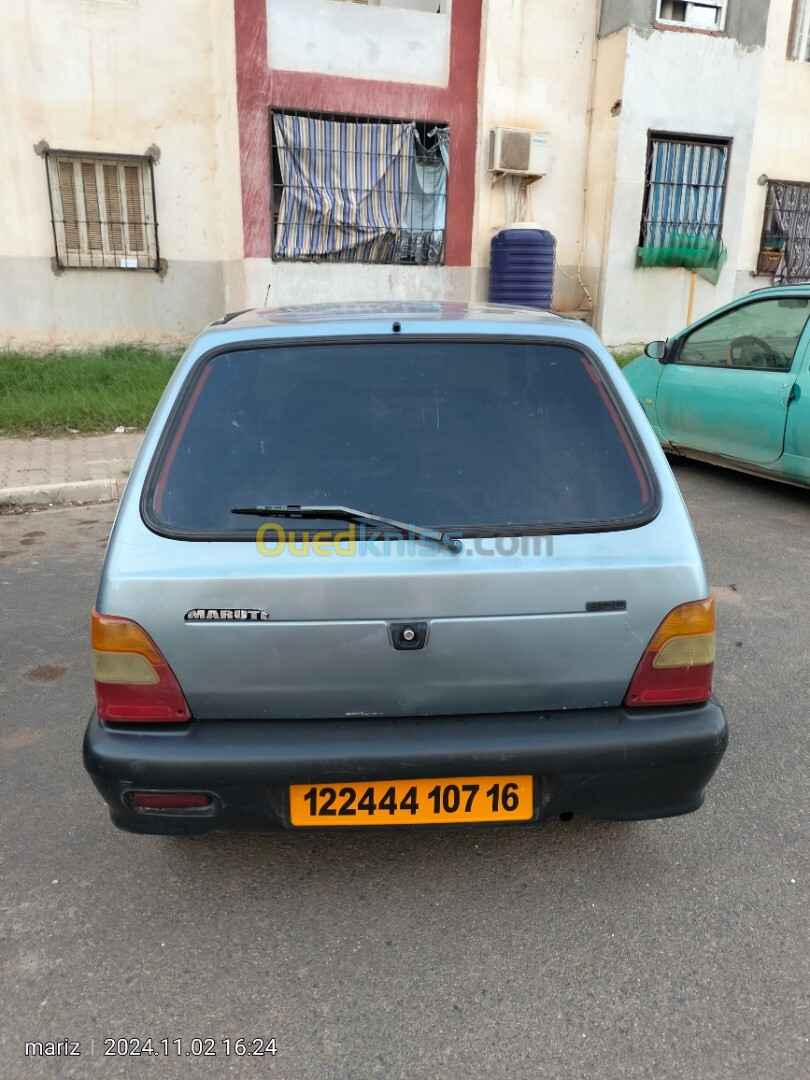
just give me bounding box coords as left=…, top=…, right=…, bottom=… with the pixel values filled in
left=488, top=127, right=550, bottom=177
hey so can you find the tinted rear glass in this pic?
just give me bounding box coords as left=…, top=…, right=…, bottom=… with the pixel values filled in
left=146, top=340, right=655, bottom=535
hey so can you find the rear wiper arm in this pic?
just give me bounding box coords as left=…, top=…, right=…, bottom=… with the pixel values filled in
left=231, top=504, right=462, bottom=554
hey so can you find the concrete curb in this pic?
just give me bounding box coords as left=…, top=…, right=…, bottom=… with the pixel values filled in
left=0, top=477, right=127, bottom=509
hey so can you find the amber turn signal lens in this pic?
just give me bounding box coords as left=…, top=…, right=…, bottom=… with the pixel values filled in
left=647, top=596, right=715, bottom=650
left=92, top=610, right=164, bottom=665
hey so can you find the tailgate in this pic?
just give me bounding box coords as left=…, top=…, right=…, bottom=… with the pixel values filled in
left=99, top=531, right=706, bottom=719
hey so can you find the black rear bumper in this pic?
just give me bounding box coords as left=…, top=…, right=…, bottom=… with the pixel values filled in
left=83, top=702, right=728, bottom=834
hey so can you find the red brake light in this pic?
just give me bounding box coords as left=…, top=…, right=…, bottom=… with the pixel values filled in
left=92, top=610, right=190, bottom=723
left=130, top=792, right=211, bottom=810
left=624, top=597, right=715, bottom=707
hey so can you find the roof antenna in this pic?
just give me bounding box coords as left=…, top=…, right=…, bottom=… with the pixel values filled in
left=264, top=283, right=271, bottom=307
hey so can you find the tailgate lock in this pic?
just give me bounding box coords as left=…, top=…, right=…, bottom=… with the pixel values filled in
left=389, top=621, right=428, bottom=650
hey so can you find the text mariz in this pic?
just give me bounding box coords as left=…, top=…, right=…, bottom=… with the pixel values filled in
left=25, top=1041, right=81, bottom=1057
left=185, top=609, right=270, bottom=622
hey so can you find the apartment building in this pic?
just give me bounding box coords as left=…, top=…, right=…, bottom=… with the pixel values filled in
left=1, top=0, right=807, bottom=347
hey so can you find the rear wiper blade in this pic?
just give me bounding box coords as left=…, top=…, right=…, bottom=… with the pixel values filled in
left=231, top=504, right=462, bottom=554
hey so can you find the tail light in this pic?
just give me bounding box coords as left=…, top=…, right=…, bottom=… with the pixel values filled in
left=92, top=609, right=190, bottom=723
left=624, top=596, right=715, bottom=707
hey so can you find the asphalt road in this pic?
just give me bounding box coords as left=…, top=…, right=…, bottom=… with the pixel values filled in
left=1, top=460, right=808, bottom=1080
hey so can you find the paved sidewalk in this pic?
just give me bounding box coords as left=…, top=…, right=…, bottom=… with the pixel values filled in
left=0, top=432, right=143, bottom=508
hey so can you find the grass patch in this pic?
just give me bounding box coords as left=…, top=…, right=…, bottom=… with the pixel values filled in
left=0, top=344, right=182, bottom=435
left=610, top=348, right=643, bottom=369
left=0, top=341, right=644, bottom=436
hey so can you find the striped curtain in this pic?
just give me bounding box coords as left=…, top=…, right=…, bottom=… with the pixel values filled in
left=273, top=115, right=414, bottom=262
left=642, top=140, right=728, bottom=249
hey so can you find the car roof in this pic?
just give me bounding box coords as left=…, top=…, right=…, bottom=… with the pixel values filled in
left=744, top=283, right=810, bottom=299
left=191, top=302, right=607, bottom=355
left=208, top=301, right=574, bottom=332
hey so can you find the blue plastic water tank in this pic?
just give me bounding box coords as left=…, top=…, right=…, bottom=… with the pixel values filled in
left=488, top=224, right=556, bottom=310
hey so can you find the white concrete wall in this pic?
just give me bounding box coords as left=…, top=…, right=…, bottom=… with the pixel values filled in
left=474, top=0, right=599, bottom=313
left=267, top=0, right=451, bottom=86
left=243, top=259, right=475, bottom=310
left=738, top=0, right=810, bottom=294
left=379, top=0, right=448, bottom=11
left=596, top=25, right=766, bottom=345
left=0, top=0, right=243, bottom=347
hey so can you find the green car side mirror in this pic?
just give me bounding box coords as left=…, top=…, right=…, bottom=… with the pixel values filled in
left=644, top=340, right=668, bottom=362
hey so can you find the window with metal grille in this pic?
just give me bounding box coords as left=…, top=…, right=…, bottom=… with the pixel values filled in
left=656, top=0, right=727, bottom=31
left=757, top=180, right=810, bottom=282
left=789, top=0, right=810, bottom=61
left=637, top=134, right=729, bottom=271
left=45, top=151, right=159, bottom=270
left=270, top=110, right=449, bottom=265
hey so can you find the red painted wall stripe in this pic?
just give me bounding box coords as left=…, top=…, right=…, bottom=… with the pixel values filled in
left=234, top=0, right=482, bottom=267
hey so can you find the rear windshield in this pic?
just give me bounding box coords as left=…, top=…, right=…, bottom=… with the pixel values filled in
left=145, top=339, right=656, bottom=537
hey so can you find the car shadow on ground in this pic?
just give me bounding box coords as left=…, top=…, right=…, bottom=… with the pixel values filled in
left=666, top=453, right=810, bottom=510
left=140, top=814, right=694, bottom=918
left=156, top=814, right=646, bottom=876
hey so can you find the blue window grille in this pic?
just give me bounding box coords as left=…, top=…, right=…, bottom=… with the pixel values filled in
left=637, top=134, right=729, bottom=272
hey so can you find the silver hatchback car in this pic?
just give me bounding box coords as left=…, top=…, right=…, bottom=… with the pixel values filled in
left=83, top=302, right=727, bottom=834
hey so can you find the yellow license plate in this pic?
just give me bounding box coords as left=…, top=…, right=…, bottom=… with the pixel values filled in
left=289, top=775, right=534, bottom=827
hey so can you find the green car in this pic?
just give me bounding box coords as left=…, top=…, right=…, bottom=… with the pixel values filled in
left=623, top=285, right=810, bottom=487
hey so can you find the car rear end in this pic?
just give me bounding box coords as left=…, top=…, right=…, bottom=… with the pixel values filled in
left=83, top=305, right=727, bottom=834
